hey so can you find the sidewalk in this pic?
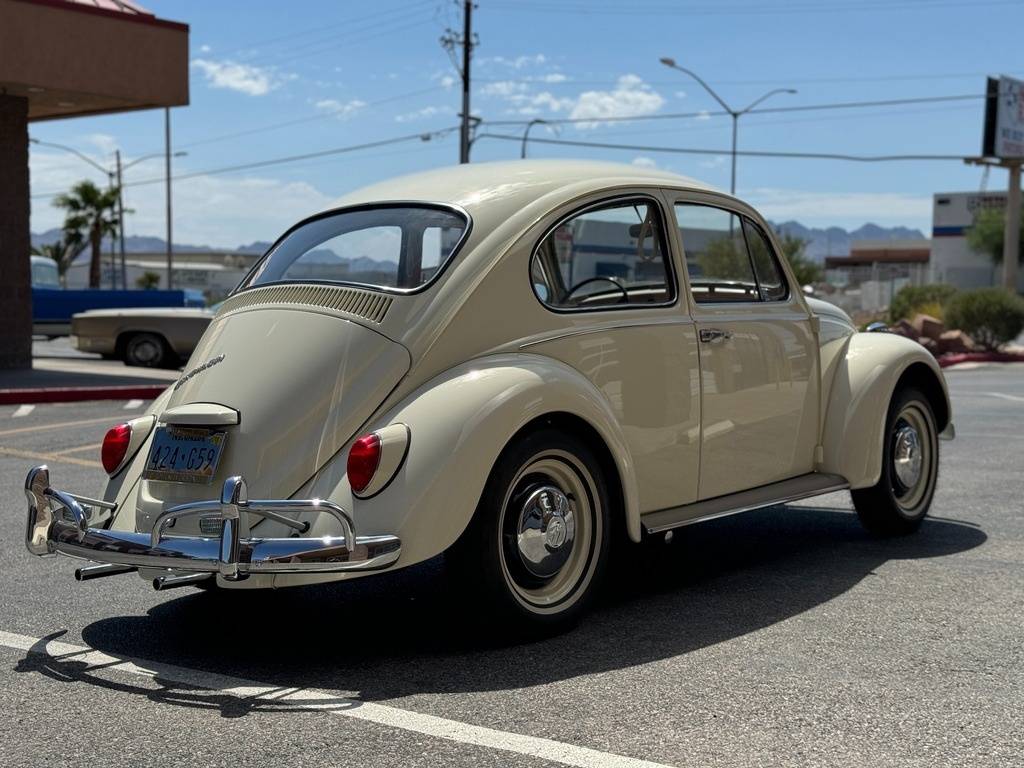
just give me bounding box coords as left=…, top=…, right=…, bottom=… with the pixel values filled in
left=0, top=340, right=177, bottom=405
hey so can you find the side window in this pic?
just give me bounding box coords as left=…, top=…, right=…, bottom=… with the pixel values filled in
left=743, top=218, right=789, bottom=301
left=531, top=200, right=675, bottom=310
left=674, top=204, right=759, bottom=303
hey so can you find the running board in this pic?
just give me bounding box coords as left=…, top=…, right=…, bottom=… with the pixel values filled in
left=641, top=472, right=849, bottom=534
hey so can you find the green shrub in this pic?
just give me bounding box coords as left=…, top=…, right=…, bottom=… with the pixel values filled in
left=888, top=283, right=957, bottom=324
left=943, top=288, right=1024, bottom=351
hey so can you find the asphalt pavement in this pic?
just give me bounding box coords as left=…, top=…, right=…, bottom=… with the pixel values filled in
left=0, top=364, right=1021, bottom=767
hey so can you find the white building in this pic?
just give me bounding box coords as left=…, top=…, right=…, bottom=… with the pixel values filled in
left=65, top=251, right=260, bottom=302
left=931, top=191, right=1024, bottom=290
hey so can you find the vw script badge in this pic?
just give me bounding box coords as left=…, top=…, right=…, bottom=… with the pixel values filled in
left=174, top=354, right=226, bottom=391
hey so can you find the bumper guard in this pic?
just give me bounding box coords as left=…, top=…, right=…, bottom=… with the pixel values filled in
left=24, top=466, right=401, bottom=581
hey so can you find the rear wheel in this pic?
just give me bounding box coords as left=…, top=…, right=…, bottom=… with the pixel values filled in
left=448, top=429, right=611, bottom=631
left=123, top=333, right=176, bottom=368
left=852, top=386, right=939, bottom=535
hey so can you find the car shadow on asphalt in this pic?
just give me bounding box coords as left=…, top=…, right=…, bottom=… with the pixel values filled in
left=36, top=505, right=986, bottom=709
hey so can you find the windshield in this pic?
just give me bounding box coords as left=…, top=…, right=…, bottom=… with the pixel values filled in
left=30, top=257, right=60, bottom=288
left=241, top=205, right=468, bottom=292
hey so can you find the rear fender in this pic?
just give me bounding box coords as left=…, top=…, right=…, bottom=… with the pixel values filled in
left=819, top=332, right=950, bottom=488
left=301, top=353, right=641, bottom=571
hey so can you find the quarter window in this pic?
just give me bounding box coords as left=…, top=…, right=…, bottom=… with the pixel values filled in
left=674, top=204, right=789, bottom=303
left=531, top=200, right=674, bottom=310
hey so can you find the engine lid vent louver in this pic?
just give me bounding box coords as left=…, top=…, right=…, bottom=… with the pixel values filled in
left=216, top=284, right=393, bottom=324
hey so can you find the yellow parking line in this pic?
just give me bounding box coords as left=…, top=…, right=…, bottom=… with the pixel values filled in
left=0, top=415, right=121, bottom=439
left=0, top=446, right=102, bottom=469
left=53, top=443, right=101, bottom=456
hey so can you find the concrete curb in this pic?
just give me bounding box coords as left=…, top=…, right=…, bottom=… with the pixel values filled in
left=0, top=384, right=167, bottom=405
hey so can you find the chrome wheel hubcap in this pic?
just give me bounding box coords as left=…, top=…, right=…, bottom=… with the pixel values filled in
left=893, top=424, right=922, bottom=489
left=516, top=485, right=576, bottom=578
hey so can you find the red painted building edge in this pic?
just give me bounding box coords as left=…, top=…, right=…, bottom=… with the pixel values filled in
left=8, top=0, right=189, bottom=32
left=938, top=351, right=1024, bottom=368
left=0, top=384, right=166, bottom=405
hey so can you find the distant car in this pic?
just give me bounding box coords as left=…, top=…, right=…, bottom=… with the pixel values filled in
left=71, top=306, right=213, bottom=367
left=24, top=160, right=953, bottom=629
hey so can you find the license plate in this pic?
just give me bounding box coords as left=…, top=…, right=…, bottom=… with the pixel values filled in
left=142, top=426, right=227, bottom=484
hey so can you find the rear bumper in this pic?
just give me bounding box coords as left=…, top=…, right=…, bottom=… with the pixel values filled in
left=24, top=466, right=401, bottom=581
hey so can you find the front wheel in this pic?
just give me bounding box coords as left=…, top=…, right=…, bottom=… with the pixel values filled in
left=852, top=386, right=939, bottom=535
left=448, top=429, right=611, bottom=631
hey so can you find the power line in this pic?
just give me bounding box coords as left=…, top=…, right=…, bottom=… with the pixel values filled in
left=474, top=132, right=968, bottom=162
left=31, top=128, right=460, bottom=200
left=487, top=0, right=1024, bottom=16
left=480, top=92, right=989, bottom=127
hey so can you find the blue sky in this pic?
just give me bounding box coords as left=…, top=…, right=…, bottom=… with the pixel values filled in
left=27, top=0, right=1021, bottom=247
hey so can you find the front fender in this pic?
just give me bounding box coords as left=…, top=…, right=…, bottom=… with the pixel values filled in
left=304, top=353, right=641, bottom=571
left=819, top=332, right=950, bottom=489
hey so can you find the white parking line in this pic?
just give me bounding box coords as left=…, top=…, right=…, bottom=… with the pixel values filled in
left=984, top=391, right=1024, bottom=403
left=124, top=399, right=145, bottom=410
left=12, top=404, right=35, bottom=418
left=0, top=629, right=673, bottom=768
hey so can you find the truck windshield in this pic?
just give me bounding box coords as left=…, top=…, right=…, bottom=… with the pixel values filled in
left=30, top=257, right=60, bottom=288
left=241, top=206, right=468, bottom=292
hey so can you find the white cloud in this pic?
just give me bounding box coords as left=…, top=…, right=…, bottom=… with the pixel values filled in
left=482, top=54, right=547, bottom=69
left=569, top=74, right=665, bottom=128
left=695, top=109, right=711, bottom=121
left=744, top=188, right=932, bottom=227
left=631, top=156, right=657, bottom=168
left=699, top=155, right=727, bottom=169
left=314, top=98, right=366, bottom=119
left=199, top=44, right=211, bottom=53
left=674, top=90, right=687, bottom=99
left=86, top=133, right=118, bottom=156
left=394, top=105, right=451, bottom=123
left=481, top=80, right=528, bottom=98
left=191, top=58, right=287, bottom=96
left=541, top=73, right=568, bottom=83
left=440, top=75, right=456, bottom=89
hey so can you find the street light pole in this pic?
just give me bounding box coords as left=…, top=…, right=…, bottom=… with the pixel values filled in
left=658, top=58, right=795, bottom=195
left=115, top=150, right=126, bottom=290
left=164, top=107, right=173, bottom=289
left=521, top=118, right=548, bottom=159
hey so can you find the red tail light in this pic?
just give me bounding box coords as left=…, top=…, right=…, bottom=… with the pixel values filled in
left=101, top=423, right=132, bottom=475
left=347, top=433, right=381, bottom=493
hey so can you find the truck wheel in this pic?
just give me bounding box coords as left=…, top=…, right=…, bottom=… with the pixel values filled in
left=852, top=387, right=939, bottom=535
left=448, top=428, right=611, bottom=631
left=124, top=333, right=175, bottom=368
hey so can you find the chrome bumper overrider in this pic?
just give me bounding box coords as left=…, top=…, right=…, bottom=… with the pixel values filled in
left=24, top=466, right=401, bottom=581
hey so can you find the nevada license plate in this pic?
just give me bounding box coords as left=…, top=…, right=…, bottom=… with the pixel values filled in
left=142, top=426, right=227, bottom=484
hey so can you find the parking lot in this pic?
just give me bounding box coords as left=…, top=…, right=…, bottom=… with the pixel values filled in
left=0, top=365, right=1021, bottom=768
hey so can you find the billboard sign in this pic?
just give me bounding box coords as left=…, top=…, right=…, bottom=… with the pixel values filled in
left=983, top=75, right=1024, bottom=158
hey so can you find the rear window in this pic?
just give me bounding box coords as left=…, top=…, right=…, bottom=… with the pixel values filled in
left=241, top=206, right=468, bottom=292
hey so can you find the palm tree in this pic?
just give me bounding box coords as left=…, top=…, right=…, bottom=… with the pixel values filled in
left=53, top=180, right=121, bottom=288
left=31, top=235, right=85, bottom=285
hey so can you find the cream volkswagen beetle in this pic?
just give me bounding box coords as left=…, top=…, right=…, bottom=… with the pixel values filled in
left=24, top=160, right=952, bottom=627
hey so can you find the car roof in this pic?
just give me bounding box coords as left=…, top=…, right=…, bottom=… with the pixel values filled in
left=329, top=159, right=722, bottom=218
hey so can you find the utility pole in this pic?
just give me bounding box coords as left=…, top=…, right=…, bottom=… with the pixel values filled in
left=164, top=107, right=174, bottom=289
left=442, top=2, right=477, bottom=164
left=115, top=150, right=126, bottom=291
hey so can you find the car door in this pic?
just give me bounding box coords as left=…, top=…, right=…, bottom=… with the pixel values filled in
left=671, top=197, right=819, bottom=501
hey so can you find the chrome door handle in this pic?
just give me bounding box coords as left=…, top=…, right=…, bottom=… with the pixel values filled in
left=699, top=328, right=733, bottom=343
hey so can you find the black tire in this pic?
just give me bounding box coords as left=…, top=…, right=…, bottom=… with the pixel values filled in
left=123, top=333, right=177, bottom=368
left=447, top=428, right=611, bottom=632
left=852, top=386, right=939, bottom=535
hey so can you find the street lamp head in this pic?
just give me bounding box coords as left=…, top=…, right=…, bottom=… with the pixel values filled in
left=173, top=151, right=187, bottom=158
left=784, top=89, right=798, bottom=94
left=659, top=57, right=676, bottom=68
